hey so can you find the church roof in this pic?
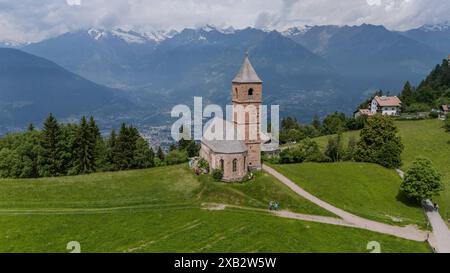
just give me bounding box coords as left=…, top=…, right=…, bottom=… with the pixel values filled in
left=201, top=117, right=248, bottom=154
left=232, top=55, right=262, bottom=84
left=202, top=140, right=248, bottom=154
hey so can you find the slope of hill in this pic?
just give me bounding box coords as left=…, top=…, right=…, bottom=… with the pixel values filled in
left=0, top=48, right=134, bottom=128
left=271, top=162, right=427, bottom=228
left=312, top=119, right=450, bottom=222
left=0, top=165, right=429, bottom=253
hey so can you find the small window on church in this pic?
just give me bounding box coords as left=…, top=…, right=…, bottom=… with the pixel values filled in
left=248, top=88, right=254, bottom=99
left=235, top=88, right=238, bottom=97
left=232, top=159, right=238, bottom=172
left=220, top=159, right=224, bottom=171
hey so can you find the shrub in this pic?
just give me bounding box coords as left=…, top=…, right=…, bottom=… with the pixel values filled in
left=445, top=117, right=450, bottom=132
left=403, top=103, right=430, bottom=113
left=165, top=149, right=189, bottom=165
left=212, top=169, right=223, bottom=181
left=429, top=111, right=439, bottom=119
left=278, top=139, right=327, bottom=164
left=400, top=158, right=444, bottom=203
left=197, top=158, right=210, bottom=170
left=325, top=134, right=344, bottom=162
left=343, top=136, right=357, bottom=161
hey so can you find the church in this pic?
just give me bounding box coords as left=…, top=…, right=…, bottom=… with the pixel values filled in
left=200, top=54, right=264, bottom=182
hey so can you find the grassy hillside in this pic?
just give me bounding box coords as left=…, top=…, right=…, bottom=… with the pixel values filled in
left=0, top=165, right=429, bottom=253
left=270, top=162, right=427, bottom=228
left=0, top=208, right=429, bottom=253
left=0, top=165, right=329, bottom=216
left=313, top=119, right=450, bottom=221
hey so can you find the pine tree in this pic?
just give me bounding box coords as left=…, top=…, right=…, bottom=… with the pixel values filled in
left=400, top=81, right=414, bottom=110
left=27, top=123, right=35, bottom=132
left=107, top=129, right=117, bottom=169
left=38, top=113, right=65, bottom=177
left=157, top=147, right=165, bottom=161
left=73, top=116, right=95, bottom=174
left=112, top=124, right=139, bottom=170
left=312, top=115, right=321, bottom=130
left=133, top=137, right=153, bottom=169
left=149, top=147, right=155, bottom=167
left=88, top=116, right=105, bottom=170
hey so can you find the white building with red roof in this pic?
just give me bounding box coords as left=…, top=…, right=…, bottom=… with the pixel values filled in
left=370, top=96, right=402, bottom=116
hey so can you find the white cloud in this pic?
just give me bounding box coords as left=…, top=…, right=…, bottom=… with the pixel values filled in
left=0, top=0, right=448, bottom=42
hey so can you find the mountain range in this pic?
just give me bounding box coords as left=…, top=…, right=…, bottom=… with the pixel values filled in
left=1, top=23, right=449, bottom=131
left=0, top=48, right=134, bottom=131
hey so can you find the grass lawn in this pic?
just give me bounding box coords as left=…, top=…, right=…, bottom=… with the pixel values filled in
left=311, top=119, right=450, bottom=222
left=0, top=208, right=429, bottom=253
left=0, top=165, right=329, bottom=216
left=0, top=165, right=430, bottom=252
left=396, top=120, right=450, bottom=222
left=270, top=162, right=428, bottom=228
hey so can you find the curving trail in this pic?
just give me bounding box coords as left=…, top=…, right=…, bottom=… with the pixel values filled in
left=263, top=164, right=429, bottom=242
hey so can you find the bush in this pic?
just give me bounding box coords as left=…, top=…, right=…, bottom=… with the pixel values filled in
left=212, top=169, right=223, bottom=181
left=165, top=149, right=189, bottom=165
left=325, top=134, right=344, bottom=162
left=343, top=136, right=357, bottom=161
left=400, top=158, right=444, bottom=203
left=197, top=158, right=210, bottom=170
left=403, top=103, right=430, bottom=113
left=445, top=117, right=450, bottom=132
left=429, top=111, right=439, bottom=119
left=278, top=139, right=327, bottom=164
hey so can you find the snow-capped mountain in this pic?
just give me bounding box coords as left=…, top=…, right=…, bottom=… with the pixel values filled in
left=21, top=23, right=447, bottom=124
left=418, top=22, right=450, bottom=32
left=87, top=28, right=178, bottom=44
left=401, top=22, right=450, bottom=54
left=281, top=26, right=313, bottom=37
left=0, top=39, right=27, bottom=48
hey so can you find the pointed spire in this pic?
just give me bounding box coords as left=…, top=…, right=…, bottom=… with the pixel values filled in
left=232, top=53, right=262, bottom=84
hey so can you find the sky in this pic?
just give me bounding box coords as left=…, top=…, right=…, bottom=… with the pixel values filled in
left=0, top=0, right=449, bottom=42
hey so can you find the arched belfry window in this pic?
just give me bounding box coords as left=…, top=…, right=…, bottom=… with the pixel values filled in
left=235, top=88, right=238, bottom=98
left=232, top=159, right=238, bottom=172
left=248, top=88, right=254, bottom=99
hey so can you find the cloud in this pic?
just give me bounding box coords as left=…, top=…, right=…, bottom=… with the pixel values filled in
left=0, top=0, right=449, bottom=42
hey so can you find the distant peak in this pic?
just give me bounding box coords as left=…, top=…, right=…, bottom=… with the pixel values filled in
left=87, top=28, right=107, bottom=40
left=419, top=22, right=450, bottom=32
left=281, top=25, right=313, bottom=36
left=86, top=27, right=178, bottom=43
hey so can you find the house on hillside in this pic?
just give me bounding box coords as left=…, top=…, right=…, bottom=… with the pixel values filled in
left=370, top=96, right=402, bottom=116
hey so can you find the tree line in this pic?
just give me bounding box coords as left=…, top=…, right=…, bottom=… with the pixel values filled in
left=0, top=114, right=198, bottom=179
left=399, top=59, right=450, bottom=113
left=276, top=115, right=404, bottom=169
left=279, top=112, right=367, bottom=145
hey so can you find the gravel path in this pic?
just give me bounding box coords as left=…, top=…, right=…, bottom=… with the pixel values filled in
left=263, top=164, right=429, bottom=242
left=423, top=200, right=450, bottom=253
left=397, top=169, right=450, bottom=253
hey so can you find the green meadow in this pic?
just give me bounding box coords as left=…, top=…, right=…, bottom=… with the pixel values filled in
left=312, top=119, right=450, bottom=222
left=0, top=165, right=429, bottom=253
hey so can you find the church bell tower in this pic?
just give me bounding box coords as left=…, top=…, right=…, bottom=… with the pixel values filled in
left=232, top=53, right=262, bottom=170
